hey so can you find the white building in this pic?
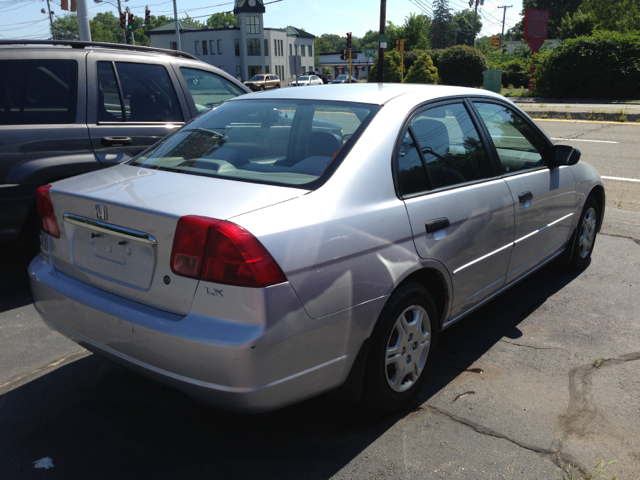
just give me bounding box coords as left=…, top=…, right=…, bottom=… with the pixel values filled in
left=149, top=0, right=316, bottom=84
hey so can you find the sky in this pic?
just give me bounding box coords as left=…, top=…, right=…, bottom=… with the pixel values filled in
left=1, top=0, right=524, bottom=42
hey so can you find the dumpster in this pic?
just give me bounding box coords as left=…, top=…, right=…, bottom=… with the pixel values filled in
left=483, top=69, right=502, bottom=94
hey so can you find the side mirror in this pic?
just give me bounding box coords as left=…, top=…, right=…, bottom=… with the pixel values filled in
left=552, top=145, right=581, bottom=167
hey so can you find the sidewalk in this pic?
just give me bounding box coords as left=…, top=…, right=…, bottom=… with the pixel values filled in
left=510, top=98, right=640, bottom=122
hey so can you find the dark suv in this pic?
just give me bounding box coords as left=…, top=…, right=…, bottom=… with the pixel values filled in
left=0, top=40, right=250, bottom=247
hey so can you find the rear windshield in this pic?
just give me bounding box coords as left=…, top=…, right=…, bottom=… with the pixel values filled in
left=130, top=99, right=380, bottom=188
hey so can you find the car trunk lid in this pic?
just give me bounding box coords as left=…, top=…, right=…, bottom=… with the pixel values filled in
left=47, top=164, right=305, bottom=315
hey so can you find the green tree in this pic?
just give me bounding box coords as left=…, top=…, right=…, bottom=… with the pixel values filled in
left=315, top=36, right=334, bottom=54
left=452, top=9, right=481, bottom=46
left=360, top=30, right=379, bottom=50
left=431, top=0, right=453, bottom=49
left=205, top=12, right=237, bottom=29
left=402, top=13, right=431, bottom=50
left=580, top=0, right=640, bottom=32
left=51, top=13, right=80, bottom=40
left=558, top=9, right=596, bottom=39
left=404, top=53, right=438, bottom=84
left=437, top=44, right=488, bottom=87
left=320, top=34, right=346, bottom=51
left=180, top=14, right=204, bottom=29
left=368, top=50, right=402, bottom=83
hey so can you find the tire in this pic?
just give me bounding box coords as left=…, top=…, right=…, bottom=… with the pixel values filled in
left=361, top=283, right=439, bottom=411
left=276, top=83, right=281, bottom=88
left=568, top=195, right=599, bottom=269
left=260, top=85, right=265, bottom=91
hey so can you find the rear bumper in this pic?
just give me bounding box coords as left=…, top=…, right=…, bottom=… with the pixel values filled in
left=29, top=255, right=368, bottom=412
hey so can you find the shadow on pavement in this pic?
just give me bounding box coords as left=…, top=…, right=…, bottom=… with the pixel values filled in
left=0, top=263, right=583, bottom=480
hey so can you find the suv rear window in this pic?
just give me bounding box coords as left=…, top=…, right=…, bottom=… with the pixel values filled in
left=0, top=60, right=77, bottom=125
left=130, top=99, right=380, bottom=188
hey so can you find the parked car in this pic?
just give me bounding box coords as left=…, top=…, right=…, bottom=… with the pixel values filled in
left=30, top=84, right=605, bottom=413
left=0, top=40, right=250, bottom=253
left=304, top=71, right=330, bottom=84
left=243, top=74, right=281, bottom=91
left=332, top=74, right=358, bottom=84
left=291, top=75, right=323, bottom=86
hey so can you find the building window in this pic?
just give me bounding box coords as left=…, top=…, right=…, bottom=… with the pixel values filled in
left=246, top=16, right=259, bottom=34
left=280, top=40, right=284, bottom=56
left=209, top=40, right=216, bottom=55
left=247, top=38, right=261, bottom=56
left=202, top=40, right=208, bottom=55
left=170, top=41, right=177, bottom=50
left=301, top=46, right=305, bottom=57
left=264, top=39, right=268, bottom=56
left=274, top=39, right=277, bottom=57
left=218, top=39, right=223, bottom=54
left=236, top=66, right=241, bottom=80
left=195, top=41, right=201, bottom=55
left=308, top=45, right=312, bottom=57
left=234, top=39, right=240, bottom=56
left=289, top=43, right=292, bottom=56
left=295, top=45, right=299, bottom=55
left=265, top=65, right=269, bottom=73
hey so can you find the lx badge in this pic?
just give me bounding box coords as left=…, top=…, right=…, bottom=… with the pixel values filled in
left=204, top=287, right=224, bottom=297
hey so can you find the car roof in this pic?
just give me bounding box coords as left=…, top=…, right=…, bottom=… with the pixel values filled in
left=228, top=83, right=505, bottom=106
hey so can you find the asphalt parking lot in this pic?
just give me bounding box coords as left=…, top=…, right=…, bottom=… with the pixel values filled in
left=1, top=120, right=639, bottom=479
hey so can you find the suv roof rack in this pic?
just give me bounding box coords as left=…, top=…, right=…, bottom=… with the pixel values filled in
left=0, top=40, right=197, bottom=60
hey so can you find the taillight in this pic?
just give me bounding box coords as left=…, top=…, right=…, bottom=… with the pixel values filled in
left=35, top=185, right=60, bottom=238
left=170, top=215, right=286, bottom=288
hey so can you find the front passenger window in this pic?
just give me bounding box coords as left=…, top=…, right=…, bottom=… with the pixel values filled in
left=473, top=102, right=546, bottom=174
left=411, top=103, right=492, bottom=190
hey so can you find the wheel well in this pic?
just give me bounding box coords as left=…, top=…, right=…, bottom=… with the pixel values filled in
left=590, top=185, right=605, bottom=231
left=398, top=268, right=449, bottom=327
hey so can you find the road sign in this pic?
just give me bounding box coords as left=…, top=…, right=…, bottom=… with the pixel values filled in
left=364, top=49, right=375, bottom=57
left=490, top=35, right=500, bottom=48
left=378, top=34, right=388, bottom=43
left=524, top=9, right=549, bottom=53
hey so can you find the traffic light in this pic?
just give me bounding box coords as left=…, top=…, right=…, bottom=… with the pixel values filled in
left=128, top=12, right=134, bottom=30
left=346, top=32, right=352, bottom=49
left=145, top=6, right=150, bottom=24
left=396, top=39, right=404, bottom=52
left=339, top=49, right=347, bottom=60
left=120, top=12, right=126, bottom=29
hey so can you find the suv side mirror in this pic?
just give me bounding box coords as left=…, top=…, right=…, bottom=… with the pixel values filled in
left=552, top=145, right=581, bottom=167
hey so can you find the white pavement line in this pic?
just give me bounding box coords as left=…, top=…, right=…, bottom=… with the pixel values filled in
left=551, top=138, right=618, bottom=144
left=601, top=176, right=640, bottom=183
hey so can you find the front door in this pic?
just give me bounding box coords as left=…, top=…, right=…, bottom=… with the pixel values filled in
left=398, top=102, right=515, bottom=319
left=87, top=55, right=189, bottom=167
left=472, top=101, right=577, bottom=282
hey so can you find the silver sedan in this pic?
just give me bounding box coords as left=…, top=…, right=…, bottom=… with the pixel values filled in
left=29, top=84, right=605, bottom=412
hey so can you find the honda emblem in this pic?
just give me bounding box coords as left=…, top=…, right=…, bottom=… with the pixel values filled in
left=95, top=204, right=108, bottom=221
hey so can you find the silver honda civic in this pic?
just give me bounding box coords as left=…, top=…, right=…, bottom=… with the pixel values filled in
left=29, top=84, right=605, bottom=412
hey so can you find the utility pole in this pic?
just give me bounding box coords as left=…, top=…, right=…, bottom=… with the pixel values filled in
left=76, top=0, right=91, bottom=41
left=44, top=0, right=56, bottom=39
left=498, top=5, right=512, bottom=51
left=470, top=0, right=483, bottom=48
left=173, top=0, right=181, bottom=52
left=377, top=0, right=386, bottom=83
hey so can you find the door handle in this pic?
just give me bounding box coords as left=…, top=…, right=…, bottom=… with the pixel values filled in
left=425, top=217, right=450, bottom=234
left=518, top=191, right=533, bottom=203
left=101, top=136, right=133, bottom=147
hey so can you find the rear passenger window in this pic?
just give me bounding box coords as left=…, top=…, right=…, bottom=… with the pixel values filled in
left=411, top=103, right=491, bottom=190
left=0, top=60, right=77, bottom=125
left=97, top=61, right=183, bottom=123
left=180, top=67, right=246, bottom=114
left=473, top=102, right=545, bottom=174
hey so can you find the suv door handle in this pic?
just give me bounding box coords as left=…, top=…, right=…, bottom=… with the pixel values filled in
left=425, top=217, right=450, bottom=234
left=518, top=191, right=533, bottom=203
left=101, top=136, right=133, bottom=147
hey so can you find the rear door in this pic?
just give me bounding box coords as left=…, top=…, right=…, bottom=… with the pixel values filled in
left=471, top=100, right=577, bottom=282
left=87, top=53, right=190, bottom=167
left=398, top=101, right=515, bottom=319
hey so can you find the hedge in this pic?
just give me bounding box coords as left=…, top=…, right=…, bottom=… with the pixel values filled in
left=534, top=32, right=640, bottom=98
left=436, top=45, right=489, bottom=87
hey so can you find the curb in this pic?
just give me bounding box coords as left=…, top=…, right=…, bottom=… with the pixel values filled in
left=522, top=111, right=640, bottom=122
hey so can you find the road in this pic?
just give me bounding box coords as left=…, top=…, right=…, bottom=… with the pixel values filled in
left=0, top=120, right=639, bottom=479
